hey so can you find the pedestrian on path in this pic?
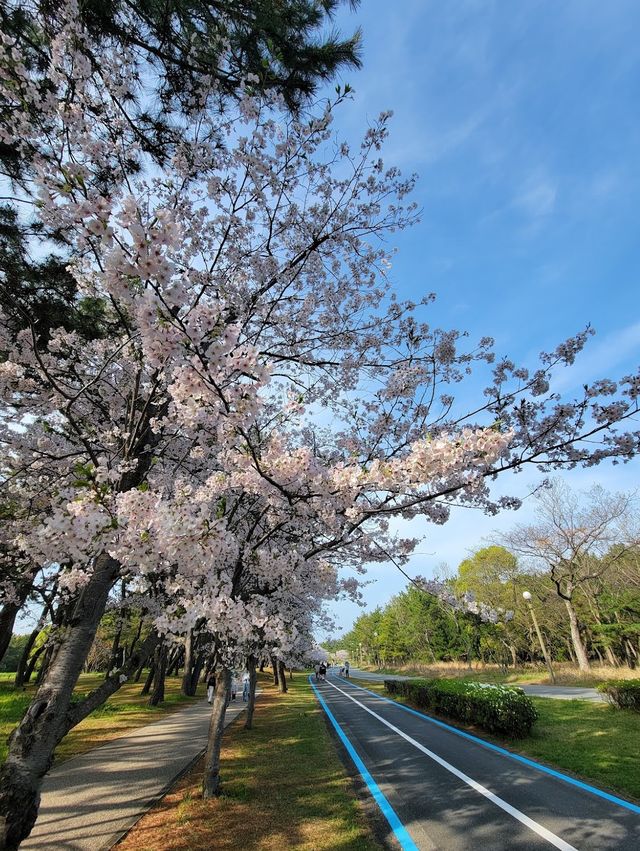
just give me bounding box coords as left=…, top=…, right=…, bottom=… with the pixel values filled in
left=242, top=670, right=250, bottom=702
left=319, top=662, right=327, bottom=681
left=344, top=660, right=350, bottom=678
left=206, top=672, right=216, bottom=704
left=314, top=663, right=320, bottom=681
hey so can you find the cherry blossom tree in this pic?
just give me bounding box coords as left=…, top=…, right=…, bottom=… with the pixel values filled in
left=1, top=2, right=640, bottom=846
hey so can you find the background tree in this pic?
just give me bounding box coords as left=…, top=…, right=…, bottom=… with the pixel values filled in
left=503, top=481, right=639, bottom=672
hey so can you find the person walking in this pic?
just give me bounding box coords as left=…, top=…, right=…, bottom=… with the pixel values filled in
left=314, top=663, right=320, bottom=682
left=318, top=662, right=327, bottom=682
left=206, top=672, right=216, bottom=704
left=344, top=660, right=350, bottom=678
left=242, top=670, right=250, bottom=702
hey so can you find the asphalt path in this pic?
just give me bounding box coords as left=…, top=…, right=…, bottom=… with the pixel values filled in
left=344, top=668, right=604, bottom=702
left=314, top=674, right=639, bottom=850
left=21, top=697, right=247, bottom=851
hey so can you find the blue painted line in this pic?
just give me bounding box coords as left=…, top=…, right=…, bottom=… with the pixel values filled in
left=337, top=676, right=640, bottom=816
left=308, top=676, right=419, bottom=851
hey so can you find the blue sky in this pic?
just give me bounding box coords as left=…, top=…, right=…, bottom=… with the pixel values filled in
left=321, top=0, right=640, bottom=639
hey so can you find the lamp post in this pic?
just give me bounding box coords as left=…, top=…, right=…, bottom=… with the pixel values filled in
left=373, top=631, right=379, bottom=669
left=358, top=642, right=362, bottom=666
left=522, top=591, right=556, bottom=683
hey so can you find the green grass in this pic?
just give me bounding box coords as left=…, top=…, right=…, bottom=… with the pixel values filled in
left=0, top=673, right=205, bottom=764
left=117, top=673, right=382, bottom=851
left=504, top=697, right=640, bottom=801
left=357, top=677, right=640, bottom=802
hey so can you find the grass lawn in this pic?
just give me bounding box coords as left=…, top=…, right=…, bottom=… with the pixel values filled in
left=0, top=672, right=205, bottom=764
left=116, top=673, right=382, bottom=851
left=354, top=677, right=640, bottom=802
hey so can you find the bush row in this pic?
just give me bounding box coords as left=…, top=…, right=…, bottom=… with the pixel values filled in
left=598, top=680, right=640, bottom=711
left=384, top=678, right=538, bottom=738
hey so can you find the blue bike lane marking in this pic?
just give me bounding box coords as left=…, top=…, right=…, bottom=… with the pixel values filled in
left=308, top=675, right=419, bottom=851
left=337, top=675, right=640, bottom=816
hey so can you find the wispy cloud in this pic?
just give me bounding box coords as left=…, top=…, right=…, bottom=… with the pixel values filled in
left=513, top=173, right=557, bottom=220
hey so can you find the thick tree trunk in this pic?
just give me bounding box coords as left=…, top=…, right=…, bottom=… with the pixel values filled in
left=202, top=668, right=231, bottom=798
left=0, top=602, right=21, bottom=666
left=181, top=630, right=194, bottom=696
left=13, top=628, right=40, bottom=689
left=0, top=553, right=120, bottom=850
left=244, top=656, right=257, bottom=730
left=564, top=597, right=591, bottom=673
left=270, top=656, right=278, bottom=685
left=148, top=644, right=167, bottom=706
left=277, top=660, right=287, bottom=693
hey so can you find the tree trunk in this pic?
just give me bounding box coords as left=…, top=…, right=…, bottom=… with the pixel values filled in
left=0, top=602, right=22, bottom=667
left=270, top=656, right=278, bottom=685
left=106, top=612, right=124, bottom=678
left=189, top=653, right=205, bottom=695
left=148, top=644, right=167, bottom=706
left=509, top=643, right=518, bottom=668
left=181, top=629, right=194, bottom=696
left=22, top=642, right=46, bottom=685
left=244, top=656, right=257, bottom=731
left=202, top=668, right=231, bottom=798
left=564, top=597, right=591, bottom=672
left=277, top=660, right=287, bottom=693
left=140, top=661, right=156, bottom=696
left=258, top=659, right=265, bottom=672
left=133, top=659, right=145, bottom=682
left=13, top=628, right=40, bottom=689
left=128, top=617, right=144, bottom=660
left=0, top=552, right=120, bottom=850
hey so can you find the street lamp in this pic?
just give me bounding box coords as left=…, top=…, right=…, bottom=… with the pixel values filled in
left=522, top=591, right=556, bottom=683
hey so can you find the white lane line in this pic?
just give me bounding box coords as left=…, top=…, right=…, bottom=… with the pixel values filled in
left=325, top=679, right=578, bottom=851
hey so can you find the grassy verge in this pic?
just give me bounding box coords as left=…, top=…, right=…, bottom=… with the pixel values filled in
left=362, top=662, right=640, bottom=688
left=0, top=673, right=205, bottom=764
left=354, top=677, right=640, bottom=802
left=116, top=674, right=382, bottom=851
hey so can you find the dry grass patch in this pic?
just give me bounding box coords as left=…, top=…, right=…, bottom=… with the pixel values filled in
left=117, top=675, right=382, bottom=851
left=370, top=661, right=640, bottom=687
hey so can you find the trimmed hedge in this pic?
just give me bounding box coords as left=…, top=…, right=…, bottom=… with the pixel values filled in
left=384, top=678, right=538, bottom=738
left=598, top=680, right=640, bottom=712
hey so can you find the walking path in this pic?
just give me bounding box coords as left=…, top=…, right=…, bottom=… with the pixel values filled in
left=21, top=698, right=247, bottom=851
left=345, top=668, right=604, bottom=701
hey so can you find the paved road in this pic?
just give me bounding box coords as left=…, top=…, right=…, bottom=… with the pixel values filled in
left=344, top=668, right=604, bottom=702
left=314, top=674, right=639, bottom=850
left=21, top=698, right=247, bottom=851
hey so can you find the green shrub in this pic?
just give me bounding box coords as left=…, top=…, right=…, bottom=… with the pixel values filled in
left=384, top=677, right=538, bottom=737
left=598, top=680, right=640, bottom=712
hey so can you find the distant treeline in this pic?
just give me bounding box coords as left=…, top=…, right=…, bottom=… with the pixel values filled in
left=327, top=543, right=640, bottom=671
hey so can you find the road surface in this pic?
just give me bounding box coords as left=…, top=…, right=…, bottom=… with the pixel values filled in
left=344, top=668, right=604, bottom=702
left=313, top=674, right=639, bottom=850
left=21, top=698, right=247, bottom=851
